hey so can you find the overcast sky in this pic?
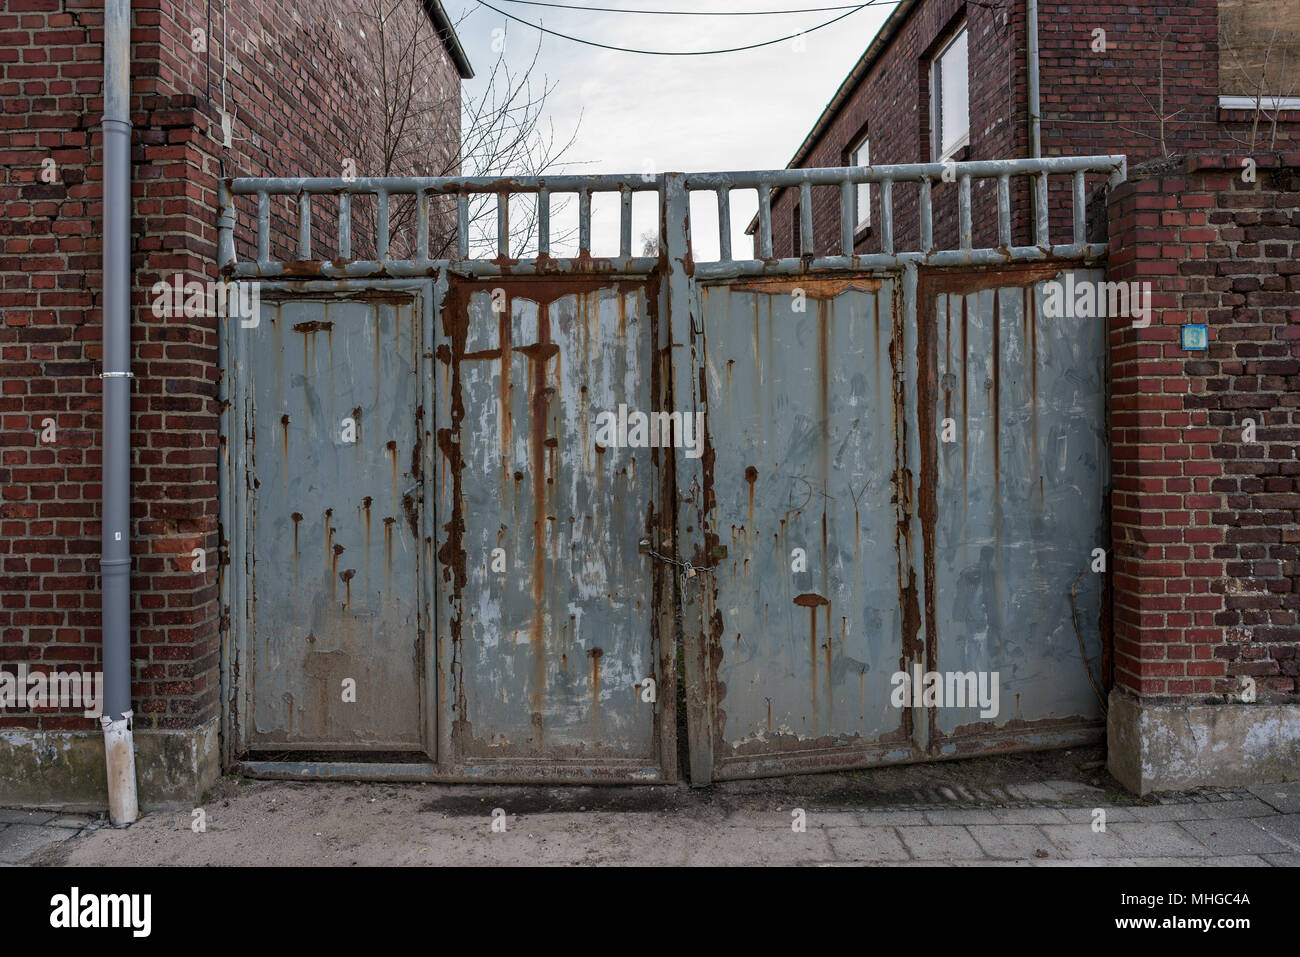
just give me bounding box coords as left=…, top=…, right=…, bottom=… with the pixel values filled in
left=442, top=0, right=897, bottom=259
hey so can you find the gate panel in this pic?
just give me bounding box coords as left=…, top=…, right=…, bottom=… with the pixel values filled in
left=928, top=267, right=1108, bottom=750
left=433, top=279, right=669, bottom=777
left=245, top=290, right=426, bottom=749
left=696, top=277, right=925, bottom=778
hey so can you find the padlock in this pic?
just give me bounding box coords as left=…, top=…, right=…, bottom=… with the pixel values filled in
left=683, top=561, right=696, bottom=579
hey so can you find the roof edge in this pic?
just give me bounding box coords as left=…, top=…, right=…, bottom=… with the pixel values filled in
left=745, top=0, right=919, bottom=235
left=423, top=0, right=475, bottom=80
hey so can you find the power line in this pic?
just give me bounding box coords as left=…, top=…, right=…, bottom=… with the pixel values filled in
left=475, top=0, right=894, bottom=55
left=494, top=0, right=872, bottom=14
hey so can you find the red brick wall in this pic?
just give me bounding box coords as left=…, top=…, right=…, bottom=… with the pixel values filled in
left=0, top=0, right=461, bottom=736
left=1106, top=152, right=1300, bottom=702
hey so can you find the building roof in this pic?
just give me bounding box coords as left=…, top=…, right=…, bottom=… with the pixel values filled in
left=745, top=0, right=919, bottom=235
left=423, top=0, right=475, bottom=80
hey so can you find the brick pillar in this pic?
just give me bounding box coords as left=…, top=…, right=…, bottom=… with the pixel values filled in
left=1105, top=152, right=1300, bottom=792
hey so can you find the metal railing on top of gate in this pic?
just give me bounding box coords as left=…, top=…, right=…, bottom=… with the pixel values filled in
left=217, top=155, right=1126, bottom=280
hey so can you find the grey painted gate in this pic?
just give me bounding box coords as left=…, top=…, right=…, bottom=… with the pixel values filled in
left=218, top=154, right=1125, bottom=783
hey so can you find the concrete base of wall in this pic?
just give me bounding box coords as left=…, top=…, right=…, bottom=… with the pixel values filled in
left=1107, top=689, right=1300, bottom=794
left=0, top=718, right=220, bottom=812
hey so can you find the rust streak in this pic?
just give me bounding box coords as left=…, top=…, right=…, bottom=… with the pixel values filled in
left=744, top=465, right=757, bottom=529
left=498, top=296, right=513, bottom=493
left=528, top=302, right=555, bottom=714
left=291, top=512, right=302, bottom=579
left=588, top=646, right=603, bottom=735
left=795, top=593, right=829, bottom=733
left=383, top=516, right=395, bottom=586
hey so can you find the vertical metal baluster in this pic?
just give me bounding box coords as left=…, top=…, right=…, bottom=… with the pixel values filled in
left=256, top=190, right=269, bottom=263
left=456, top=194, right=469, bottom=259
left=997, top=174, right=1011, bottom=248
left=958, top=174, right=972, bottom=250
left=1072, top=170, right=1086, bottom=246
left=716, top=187, right=731, bottom=261
left=799, top=181, right=812, bottom=256
left=497, top=192, right=509, bottom=260
left=416, top=188, right=429, bottom=263
left=758, top=183, right=773, bottom=259
left=620, top=185, right=633, bottom=258
left=1035, top=171, right=1050, bottom=248
left=376, top=188, right=389, bottom=261
left=297, top=192, right=311, bottom=260
left=919, top=178, right=933, bottom=254
left=538, top=189, right=550, bottom=258
left=338, top=192, right=352, bottom=260
left=578, top=188, right=591, bottom=256
left=880, top=178, right=894, bottom=255
left=839, top=180, right=853, bottom=256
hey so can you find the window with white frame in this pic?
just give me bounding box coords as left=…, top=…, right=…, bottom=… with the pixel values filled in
left=930, top=24, right=969, bottom=161
left=851, top=135, right=870, bottom=230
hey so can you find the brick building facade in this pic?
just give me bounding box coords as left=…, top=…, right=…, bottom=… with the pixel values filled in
left=0, top=0, right=470, bottom=805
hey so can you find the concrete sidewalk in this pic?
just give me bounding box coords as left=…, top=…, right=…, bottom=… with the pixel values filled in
left=6, top=776, right=1299, bottom=866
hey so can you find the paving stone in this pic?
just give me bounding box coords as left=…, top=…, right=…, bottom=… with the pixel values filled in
left=1005, top=783, right=1061, bottom=802
left=1057, top=806, right=1138, bottom=824
left=1098, top=855, right=1268, bottom=867
left=682, top=827, right=832, bottom=865
left=1197, top=798, right=1279, bottom=819
left=1202, top=855, right=1271, bottom=867
left=1038, top=824, right=1133, bottom=859
left=1127, top=803, right=1215, bottom=822
left=854, top=811, right=928, bottom=826
left=725, top=810, right=858, bottom=828
left=1031, top=858, right=1132, bottom=867
left=1253, top=813, right=1300, bottom=851
left=967, top=824, right=1054, bottom=860
left=824, top=826, right=912, bottom=862
left=0, top=810, right=54, bottom=826
left=1107, top=822, right=1212, bottom=857
left=1248, top=783, right=1300, bottom=815
left=1179, top=819, right=1292, bottom=855
left=950, top=859, right=1029, bottom=867
left=990, top=807, right=1069, bottom=825
left=922, top=808, right=999, bottom=825
left=0, top=824, right=74, bottom=864
left=1261, top=853, right=1300, bottom=866
left=896, top=826, right=984, bottom=860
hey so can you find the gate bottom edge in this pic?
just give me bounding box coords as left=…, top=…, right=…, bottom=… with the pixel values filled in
left=234, top=759, right=672, bottom=785
left=712, top=722, right=1105, bottom=782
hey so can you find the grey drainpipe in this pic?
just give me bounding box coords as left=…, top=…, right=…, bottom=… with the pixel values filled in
left=1026, top=0, right=1042, bottom=242
left=1027, top=0, right=1042, bottom=159
left=101, top=0, right=139, bottom=827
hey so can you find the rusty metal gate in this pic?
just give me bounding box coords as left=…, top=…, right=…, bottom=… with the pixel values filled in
left=218, top=154, right=1126, bottom=784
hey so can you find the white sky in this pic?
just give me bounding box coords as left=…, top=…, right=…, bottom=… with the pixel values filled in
left=443, top=0, right=897, bottom=260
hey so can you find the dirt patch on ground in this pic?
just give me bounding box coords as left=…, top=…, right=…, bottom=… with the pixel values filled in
left=23, top=745, right=1242, bottom=867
